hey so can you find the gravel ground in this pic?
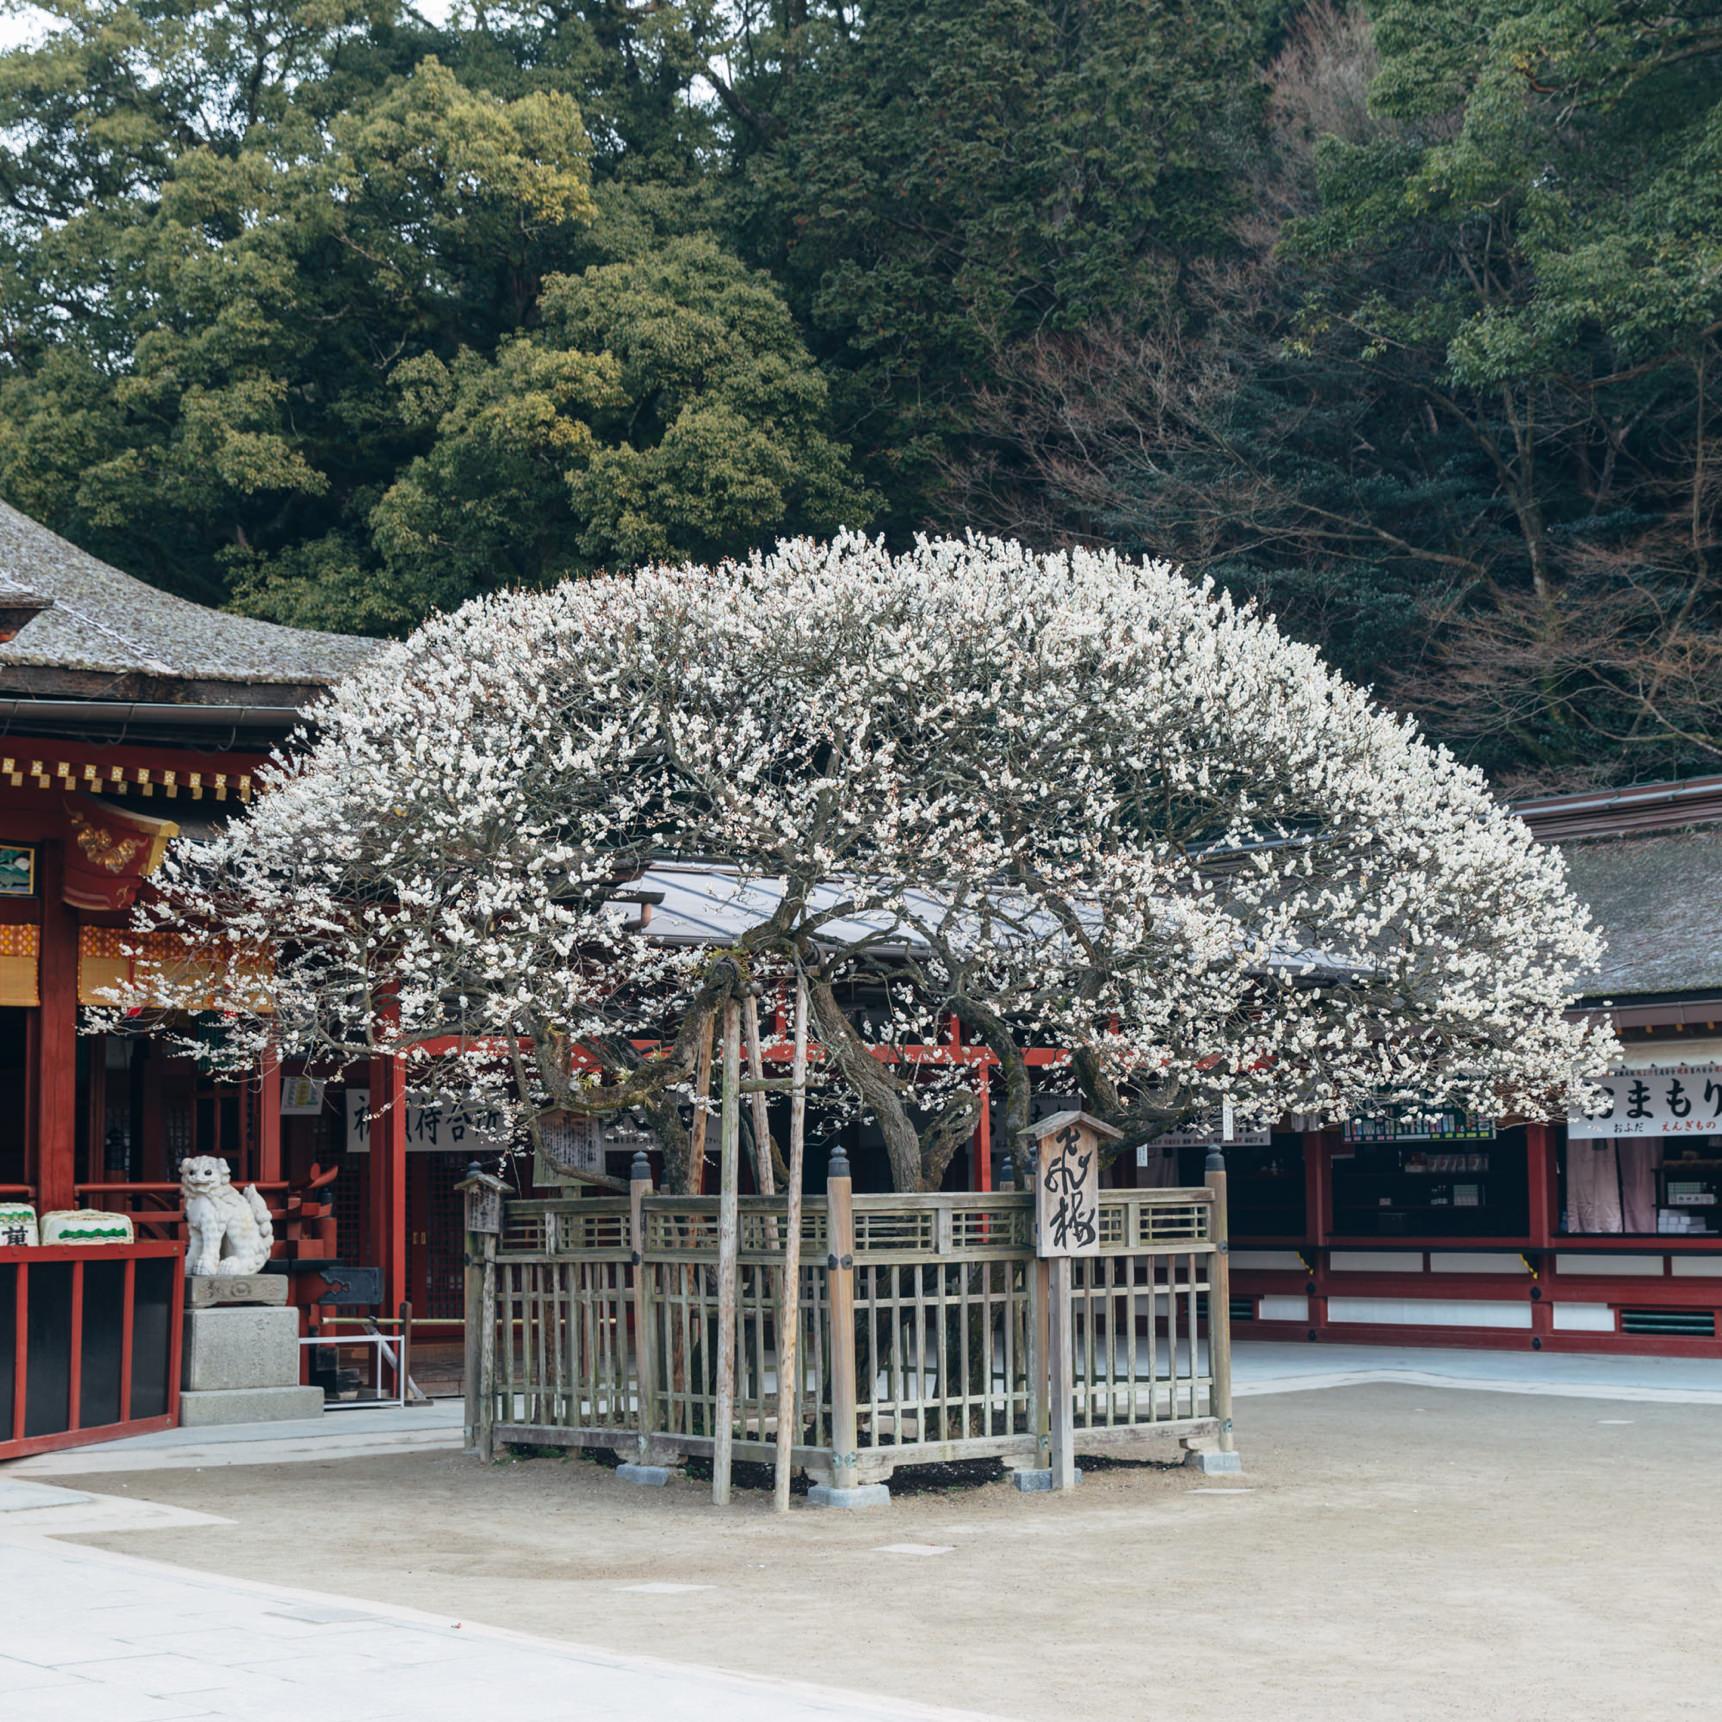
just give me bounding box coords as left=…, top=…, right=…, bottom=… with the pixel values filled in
left=61, top=1385, right=1720, bottom=1722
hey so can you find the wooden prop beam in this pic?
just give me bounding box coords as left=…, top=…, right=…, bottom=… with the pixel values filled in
left=712, top=997, right=741, bottom=1506
left=773, top=975, right=809, bottom=1513
left=743, top=992, right=776, bottom=1196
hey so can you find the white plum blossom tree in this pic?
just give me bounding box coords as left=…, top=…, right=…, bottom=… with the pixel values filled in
left=96, top=532, right=1617, bottom=1190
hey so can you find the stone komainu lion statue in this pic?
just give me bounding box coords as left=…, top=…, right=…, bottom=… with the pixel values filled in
left=180, top=1155, right=274, bottom=1276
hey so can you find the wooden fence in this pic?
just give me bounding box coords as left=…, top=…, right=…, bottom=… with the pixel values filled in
left=463, top=1160, right=1234, bottom=1490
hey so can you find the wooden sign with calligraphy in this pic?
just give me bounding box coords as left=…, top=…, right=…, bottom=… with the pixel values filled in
left=1024, top=1110, right=1121, bottom=1258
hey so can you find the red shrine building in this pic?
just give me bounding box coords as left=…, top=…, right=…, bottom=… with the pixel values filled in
left=1219, top=776, right=1722, bottom=1356
left=0, top=503, right=377, bottom=1451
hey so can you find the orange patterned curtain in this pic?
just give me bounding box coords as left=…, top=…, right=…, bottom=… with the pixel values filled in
left=0, top=923, right=39, bottom=1007
left=78, top=926, right=272, bottom=1012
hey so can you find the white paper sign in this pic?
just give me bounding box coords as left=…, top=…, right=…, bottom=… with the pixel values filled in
left=279, top=1076, right=326, bottom=1117
left=1568, top=1065, right=1722, bottom=1140
left=345, top=1088, right=510, bottom=1154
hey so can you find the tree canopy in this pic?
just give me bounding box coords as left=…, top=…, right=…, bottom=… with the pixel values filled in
left=101, top=535, right=1613, bottom=1191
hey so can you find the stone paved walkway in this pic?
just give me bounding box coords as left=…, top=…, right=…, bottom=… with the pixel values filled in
left=1230, top=1338, right=1722, bottom=1403
left=0, top=1486, right=1004, bottom=1722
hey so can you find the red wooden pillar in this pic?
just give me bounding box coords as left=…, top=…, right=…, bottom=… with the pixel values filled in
left=34, top=846, right=78, bottom=1212
left=367, top=1052, right=408, bottom=1316
left=1526, top=1122, right=1556, bottom=1345
left=257, top=1043, right=282, bottom=1186
left=1526, top=1122, right=1557, bottom=1250
left=1303, top=1128, right=1332, bottom=1338
left=1304, top=1128, right=1332, bottom=1249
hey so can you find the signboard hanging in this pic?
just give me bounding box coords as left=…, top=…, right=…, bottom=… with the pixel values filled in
left=1342, top=1109, right=1494, bottom=1144
left=279, top=1076, right=326, bottom=1117
left=1568, top=1065, right=1722, bottom=1141
left=344, top=1088, right=510, bottom=1154
left=539, top=1112, right=605, bottom=1175
left=1024, top=1110, right=1121, bottom=1258
left=1141, top=1105, right=1271, bottom=1154
left=0, top=844, right=35, bottom=896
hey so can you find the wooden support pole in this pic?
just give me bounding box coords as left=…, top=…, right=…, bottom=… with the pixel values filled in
left=463, top=1225, right=482, bottom=1452
left=689, top=1015, right=715, bottom=1194
left=973, top=1063, right=991, bottom=1192
left=1205, top=1158, right=1235, bottom=1453
left=257, top=1041, right=282, bottom=1186
left=1047, top=1255, right=1076, bottom=1489
left=826, top=1143, right=859, bottom=1491
left=1031, top=1257, right=1051, bottom=1469
left=743, top=992, right=775, bottom=1196
left=712, top=996, right=741, bottom=1506
left=773, top=976, right=809, bottom=1513
left=630, top=1151, right=656, bottom=1462
left=382, top=1058, right=408, bottom=1320
left=478, top=1232, right=497, bottom=1462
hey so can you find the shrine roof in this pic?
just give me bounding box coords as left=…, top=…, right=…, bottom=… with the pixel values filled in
left=1557, top=826, right=1722, bottom=1001
left=0, top=501, right=375, bottom=704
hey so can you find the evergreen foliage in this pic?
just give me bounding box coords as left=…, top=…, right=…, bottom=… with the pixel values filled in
left=0, top=0, right=1718, bottom=791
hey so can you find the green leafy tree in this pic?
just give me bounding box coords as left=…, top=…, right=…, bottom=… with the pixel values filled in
left=0, top=0, right=867, bottom=629
left=730, top=0, right=1277, bottom=530
left=299, top=237, right=874, bottom=623
left=952, top=1, right=1722, bottom=791
left=1283, top=0, right=1722, bottom=786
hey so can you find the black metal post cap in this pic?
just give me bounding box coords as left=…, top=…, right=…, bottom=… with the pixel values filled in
left=630, top=1148, right=653, bottom=1184
left=827, top=1143, right=851, bottom=1180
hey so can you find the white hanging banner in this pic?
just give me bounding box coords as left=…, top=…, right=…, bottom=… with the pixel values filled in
left=344, top=1088, right=510, bottom=1154
left=1568, top=1065, right=1722, bottom=1140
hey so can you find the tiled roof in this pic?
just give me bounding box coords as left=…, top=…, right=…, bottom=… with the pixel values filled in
left=0, top=501, right=375, bottom=701
left=1515, top=774, right=1722, bottom=841
left=1558, top=828, right=1722, bottom=1001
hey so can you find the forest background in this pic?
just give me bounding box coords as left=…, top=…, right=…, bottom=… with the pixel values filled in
left=0, top=0, right=1717, bottom=794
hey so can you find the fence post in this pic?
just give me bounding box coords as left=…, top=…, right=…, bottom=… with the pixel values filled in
left=825, top=1144, right=860, bottom=1491
left=712, top=996, right=742, bottom=1506
left=478, top=1232, right=497, bottom=1461
left=773, top=974, right=810, bottom=1513
left=1047, top=1256, right=1077, bottom=1489
left=1205, top=1150, right=1234, bottom=1454
left=630, top=1150, right=656, bottom=1463
left=458, top=1164, right=505, bottom=1458
left=1030, top=1256, right=1051, bottom=1470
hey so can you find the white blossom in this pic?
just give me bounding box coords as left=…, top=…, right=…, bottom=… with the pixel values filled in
left=93, top=532, right=1618, bottom=1190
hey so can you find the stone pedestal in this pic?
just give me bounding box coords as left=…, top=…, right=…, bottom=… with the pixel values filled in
left=180, top=1279, right=322, bottom=1427
left=186, top=1274, right=288, bottom=1308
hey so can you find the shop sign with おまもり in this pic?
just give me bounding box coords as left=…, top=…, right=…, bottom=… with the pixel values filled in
left=1568, top=1065, right=1722, bottom=1140
left=1029, top=1111, right=1121, bottom=1258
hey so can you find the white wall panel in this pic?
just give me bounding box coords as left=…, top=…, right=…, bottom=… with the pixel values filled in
left=1551, top=1303, right=1616, bottom=1332
left=1427, top=1252, right=1529, bottom=1274
left=1325, top=1297, right=1531, bottom=1329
